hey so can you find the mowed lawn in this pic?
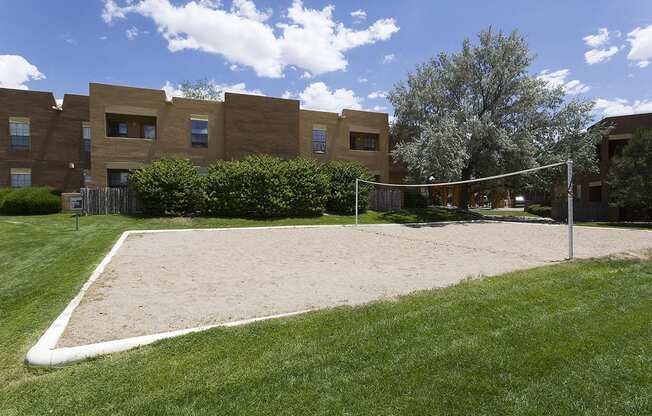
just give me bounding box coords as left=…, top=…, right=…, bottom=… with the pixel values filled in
left=1, top=213, right=651, bottom=415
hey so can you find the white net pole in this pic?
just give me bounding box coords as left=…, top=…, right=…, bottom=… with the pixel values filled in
left=355, top=178, right=359, bottom=225
left=567, top=160, right=574, bottom=259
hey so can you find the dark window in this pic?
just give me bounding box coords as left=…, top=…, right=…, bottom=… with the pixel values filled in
left=588, top=185, right=602, bottom=202
left=10, top=169, right=31, bottom=187
left=108, top=121, right=128, bottom=137
left=191, top=119, right=208, bottom=148
left=350, top=132, right=379, bottom=151
left=608, top=139, right=628, bottom=159
left=312, top=128, right=327, bottom=153
left=9, top=120, right=30, bottom=150
left=108, top=169, right=130, bottom=187
left=83, top=124, right=91, bottom=152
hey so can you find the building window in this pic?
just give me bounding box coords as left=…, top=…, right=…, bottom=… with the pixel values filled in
left=10, top=168, right=31, bottom=188
left=312, top=127, right=327, bottom=153
left=349, top=132, right=379, bottom=151
left=191, top=117, right=208, bottom=148
left=107, top=120, right=129, bottom=138
left=83, top=169, right=92, bottom=185
left=9, top=118, right=30, bottom=150
left=108, top=169, right=130, bottom=188
left=82, top=122, right=91, bottom=152
left=143, top=124, right=156, bottom=140
left=588, top=182, right=602, bottom=203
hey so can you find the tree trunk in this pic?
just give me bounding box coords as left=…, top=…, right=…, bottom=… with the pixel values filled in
left=459, top=166, right=472, bottom=211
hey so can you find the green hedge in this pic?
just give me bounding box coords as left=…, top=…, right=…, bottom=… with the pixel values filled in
left=322, top=161, right=373, bottom=214
left=203, top=155, right=330, bottom=218
left=525, top=204, right=552, bottom=218
left=129, top=159, right=204, bottom=216
left=0, top=187, right=61, bottom=215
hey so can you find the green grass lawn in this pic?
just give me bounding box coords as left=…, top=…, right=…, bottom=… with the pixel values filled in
left=576, top=221, right=652, bottom=230
left=1, top=213, right=651, bottom=415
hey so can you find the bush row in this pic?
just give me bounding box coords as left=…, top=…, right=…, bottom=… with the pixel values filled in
left=525, top=204, right=552, bottom=218
left=0, top=187, right=61, bottom=215
left=129, top=157, right=373, bottom=217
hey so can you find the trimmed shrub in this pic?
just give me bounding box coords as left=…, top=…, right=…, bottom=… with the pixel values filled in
left=203, top=155, right=329, bottom=218
left=129, top=159, right=204, bottom=216
left=0, top=188, right=13, bottom=209
left=525, top=204, right=552, bottom=218
left=322, top=161, right=373, bottom=214
left=0, top=187, right=61, bottom=215
left=403, top=189, right=430, bottom=209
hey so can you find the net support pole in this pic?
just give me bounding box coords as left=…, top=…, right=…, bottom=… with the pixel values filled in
left=567, top=160, right=574, bottom=260
left=355, top=178, right=359, bottom=225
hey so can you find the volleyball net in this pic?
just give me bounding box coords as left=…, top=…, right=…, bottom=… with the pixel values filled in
left=355, top=160, right=575, bottom=259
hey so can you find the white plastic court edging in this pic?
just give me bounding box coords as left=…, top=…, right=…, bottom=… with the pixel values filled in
left=27, top=221, right=473, bottom=367
left=26, top=220, right=650, bottom=367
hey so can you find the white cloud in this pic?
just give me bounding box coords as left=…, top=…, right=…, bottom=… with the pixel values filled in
left=382, top=53, right=395, bottom=64
left=297, top=81, right=362, bottom=113
left=367, top=90, right=386, bottom=99
left=537, top=69, right=590, bottom=95
left=99, top=35, right=108, bottom=40
left=126, top=26, right=140, bottom=39
left=0, top=55, right=45, bottom=90
left=594, top=98, right=652, bottom=117
left=584, top=46, right=619, bottom=65
left=230, top=0, right=271, bottom=23
left=627, top=25, right=652, bottom=68
left=350, top=9, right=366, bottom=21
left=372, top=105, right=387, bottom=112
left=55, top=98, right=64, bottom=107
left=281, top=90, right=293, bottom=99
left=300, top=71, right=312, bottom=79
left=583, top=28, right=610, bottom=48
left=161, top=80, right=264, bottom=100
left=102, top=0, right=399, bottom=78
left=357, top=77, right=368, bottom=83
left=637, top=60, right=650, bottom=68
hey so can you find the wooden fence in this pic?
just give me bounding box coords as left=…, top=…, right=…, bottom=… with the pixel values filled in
left=80, top=187, right=142, bottom=215
left=368, top=188, right=403, bottom=211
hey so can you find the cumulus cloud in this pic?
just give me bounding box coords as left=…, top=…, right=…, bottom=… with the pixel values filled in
left=0, top=55, right=45, bottom=90
left=584, top=46, right=619, bottom=65
left=583, top=28, right=619, bottom=65
left=594, top=98, right=652, bottom=117
left=372, top=105, right=387, bottom=112
left=350, top=9, right=366, bottom=21
left=583, top=28, right=610, bottom=48
left=126, top=26, right=140, bottom=39
left=288, top=82, right=363, bottom=113
left=382, top=53, right=395, bottom=64
left=367, top=90, right=386, bottom=99
left=162, top=80, right=264, bottom=100
left=627, top=25, right=652, bottom=68
left=102, top=0, right=399, bottom=78
left=537, top=69, right=590, bottom=95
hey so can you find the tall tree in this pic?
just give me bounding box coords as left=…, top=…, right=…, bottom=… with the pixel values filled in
left=607, top=128, right=652, bottom=219
left=388, top=28, right=603, bottom=209
left=179, top=78, right=223, bottom=101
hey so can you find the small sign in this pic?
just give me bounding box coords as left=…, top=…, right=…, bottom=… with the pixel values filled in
left=70, top=196, right=83, bottom=211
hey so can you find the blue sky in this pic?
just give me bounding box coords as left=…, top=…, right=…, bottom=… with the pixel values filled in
left=1, top=0, right=652, bottom=118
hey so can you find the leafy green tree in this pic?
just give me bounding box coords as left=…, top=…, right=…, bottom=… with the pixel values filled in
left=607, top=128, right=652, bottom=217
left=179, top=78, right=222, bottom=101
left=388, top=28, right=604, bottom=209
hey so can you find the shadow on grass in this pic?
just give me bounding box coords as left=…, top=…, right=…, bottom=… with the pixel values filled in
left=376, top=207, right=480, bottom=224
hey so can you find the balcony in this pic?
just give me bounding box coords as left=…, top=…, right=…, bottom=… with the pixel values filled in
left=106, top=113, right=157, bottom=140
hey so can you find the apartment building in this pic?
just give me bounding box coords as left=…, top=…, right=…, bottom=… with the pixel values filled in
left=0, top=83, right=390, bottom=191
left=553, top=112, right=652, bottom=221
left=0, top=88, right=90, bottom=191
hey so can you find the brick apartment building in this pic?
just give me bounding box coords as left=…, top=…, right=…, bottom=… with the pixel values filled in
left=553, top=112, right=652, bottom=221
left=0, top=83, right=390, bottom=191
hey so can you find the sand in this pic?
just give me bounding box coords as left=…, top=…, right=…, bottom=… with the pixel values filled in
left=58, top=222, right=651, bottom=347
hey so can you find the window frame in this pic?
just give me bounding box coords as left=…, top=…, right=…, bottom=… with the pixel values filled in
left=10, top=168, right=31, bottom=188
left=9, top=117, right=31, bottom=151
left=312, top=126, right=327, bottom=154
left=82, top=122, right=91, bottom=153
left=349, top=131, right=380, bottom=151
left=190, top=116, right=209, bottom=149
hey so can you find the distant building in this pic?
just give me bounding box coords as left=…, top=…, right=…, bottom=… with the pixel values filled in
left=553, top=112, right=652, bottom=221
left=0, top=83, right=391, bottom=191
